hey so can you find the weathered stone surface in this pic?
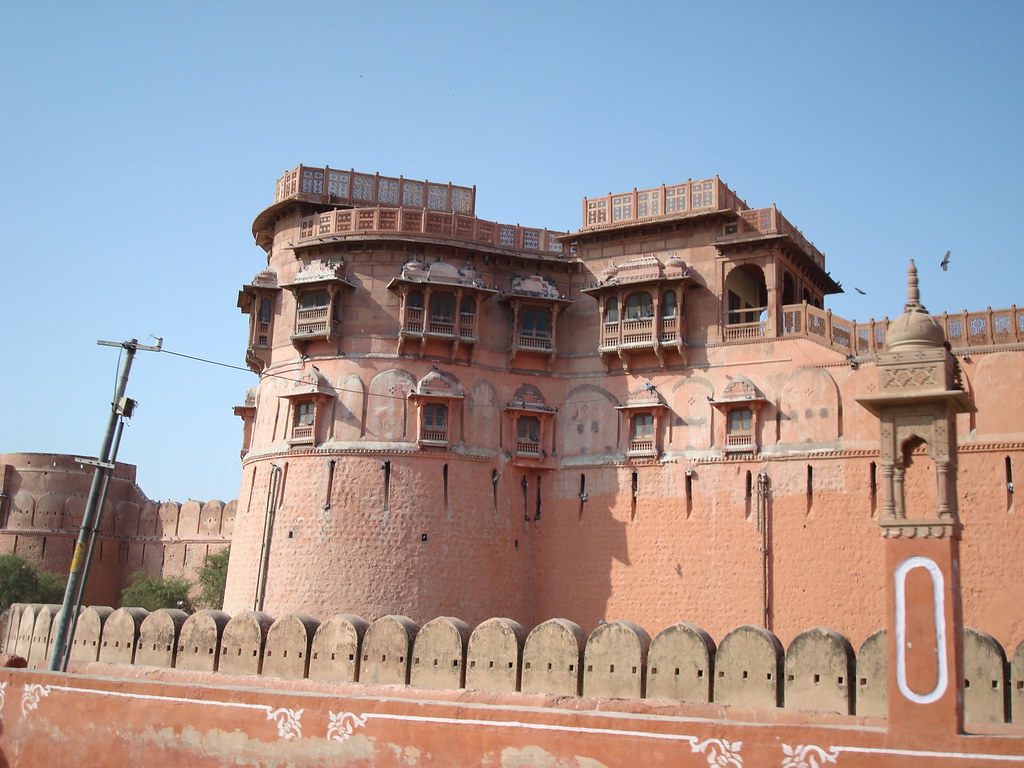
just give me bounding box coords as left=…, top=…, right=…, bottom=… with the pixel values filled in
left=263, top=613, right=319, bottom=680
left=70, top=606, right=115, bottom=663
left=466, top=617, right=525, bottom=693
left=784, top=626, right=854, bottom=715
left=1011, top=639, right=1024, bottom=725
left=218, top=610, right=274, bottom=676
left=856, top=629, right=887, bottom=717
left=410, top=616, right=470, bottom=690
left=582, top=620, right=650, bottom=699
left=521, top=618, right=586, bottom=696
left=359, top=615, right=418, bottom=686
left=28, top=605, right=60, bottom=669
left=176, top=610, right=230, bottom=672
left=646, top=622, right=715, bottom=703
left=136, top=609, right=189, bottom=668
left=713, top=625, right=783, bottom=709
left=98, top=607, right=149, bottom=665
left=963, top=627, right=1008, bottom=725
left=309, top=614, right=367, bottom=682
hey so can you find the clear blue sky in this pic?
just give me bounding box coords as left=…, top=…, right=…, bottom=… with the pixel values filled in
left=2, top=2, right=1021, bottom=503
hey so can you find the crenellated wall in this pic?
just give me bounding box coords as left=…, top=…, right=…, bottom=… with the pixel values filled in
left=0, top=453, right=234, bottom=606
left=6, top=603, right=1022, bottom=726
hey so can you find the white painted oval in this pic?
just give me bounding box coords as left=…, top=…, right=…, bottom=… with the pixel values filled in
left=894, top=556, right=948, bottom=704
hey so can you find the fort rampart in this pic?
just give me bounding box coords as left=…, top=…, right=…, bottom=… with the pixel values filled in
left=0, top=453, right=234, bottom=605
left=5, top=603, right=1023, bottom=727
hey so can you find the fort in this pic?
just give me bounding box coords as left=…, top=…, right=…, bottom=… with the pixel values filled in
left=1, top=165, right=1022, bottom=764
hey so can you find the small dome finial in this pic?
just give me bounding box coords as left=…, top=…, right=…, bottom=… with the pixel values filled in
left=906, top=259, right=922, bottom=311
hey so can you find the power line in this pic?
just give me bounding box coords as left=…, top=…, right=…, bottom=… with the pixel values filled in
left=157, top=346, right=634, bottom=408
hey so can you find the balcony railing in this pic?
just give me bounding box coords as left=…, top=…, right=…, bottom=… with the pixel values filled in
left=420, top=428, right=448, bottom=444
left=289, top=425, right=314, bottom=444
left=726, top=433, right=754, bottom=448
left=780, top=303, right=1024, bottom=356
left=515, top=331, right=553, bottom=350
left=294, top=307, right=338, bottom=338
left=516, top=440, right=541, bottom=455
left=297, top=206, right=567, bottom=258
left=628, top=439, right=655, bottom=455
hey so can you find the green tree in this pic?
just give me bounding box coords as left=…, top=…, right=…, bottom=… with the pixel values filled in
left=120, top=572, right=193, bottom=612
left=195, top=547, right=230, bottom=610
left=0, top=554, right=66, bottom=610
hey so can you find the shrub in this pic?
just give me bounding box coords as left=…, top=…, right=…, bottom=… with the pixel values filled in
left=120, top=572, right=193, bottom=612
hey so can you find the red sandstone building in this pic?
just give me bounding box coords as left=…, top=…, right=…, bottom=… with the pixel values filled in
left=2, top=166, right=1023, bottom=765
left=219, top=165, right=1024, bottom=652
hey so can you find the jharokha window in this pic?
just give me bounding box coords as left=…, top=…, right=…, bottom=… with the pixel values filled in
left=422, top=403, right=448, bottom=442
left=237, top=268, right=280, bottom=373
left=625, top=291, right=654, bottom=320
left=282, top=259, right=353, bottom=352
left=389, top=259, right=497, bottom=360
left=290, top=400, right=316, bottom=445
left=517, top=415, right=541, bottom=454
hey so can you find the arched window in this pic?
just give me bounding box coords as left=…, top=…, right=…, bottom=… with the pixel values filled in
left=625, top=291, right=653, bottom=319
left=606, top=297, right=619, bottom=323
left=259, top=297, right=272, bottom=323
left=662, top=290, right=677, bottom=318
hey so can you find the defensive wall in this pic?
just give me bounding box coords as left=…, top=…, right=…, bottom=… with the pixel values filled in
left=5, top=603, right=1024, bottom=726
left=1, top=604, right=1023, bottom=767
left=0, top=453, right=234, bottom=605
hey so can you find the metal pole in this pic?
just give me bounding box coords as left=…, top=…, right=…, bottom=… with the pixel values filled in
left=61, top=417, right=126, bottom=670
left=49, top=337, right=161, bottom=671
left=254, top=464, right=281, bottom=612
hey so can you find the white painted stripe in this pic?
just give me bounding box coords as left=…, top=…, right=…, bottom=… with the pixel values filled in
left=836, top=745, right=1024, bottom=762
left=38, top=683, right=1024, bottom=763
left=894, top=555, right=949, bottom=704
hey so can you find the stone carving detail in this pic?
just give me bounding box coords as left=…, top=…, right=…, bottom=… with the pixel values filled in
left=884, top=366, right=936, bottom=388
left=264, top=706, right=304, bottom=740
left=21, top=683, right=50, bottom=716
left=781, top=744, right=839, bottom=767
left=690, top=737, right=743, bottom=767
left=327, top=711, right=368, bottom=743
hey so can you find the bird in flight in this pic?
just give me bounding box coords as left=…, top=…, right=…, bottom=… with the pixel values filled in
left=940, top=250, right=951, bottom=271
left=854, top=287, right=867, bottom=295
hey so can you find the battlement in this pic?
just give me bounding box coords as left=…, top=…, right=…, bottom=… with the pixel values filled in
left=6, top=604, right=1023, bottom=728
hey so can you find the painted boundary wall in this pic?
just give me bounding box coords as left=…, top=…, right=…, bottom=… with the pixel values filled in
left=5, top=604, right=1024, bottom=726
left=1, top=657, right=1023, bottom=767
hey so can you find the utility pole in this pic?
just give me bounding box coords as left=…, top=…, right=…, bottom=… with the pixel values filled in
left=48, top=337, right=162, bottom=672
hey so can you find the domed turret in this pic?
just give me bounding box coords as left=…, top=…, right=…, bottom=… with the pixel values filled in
left=884, top=260, right=946, bottom=350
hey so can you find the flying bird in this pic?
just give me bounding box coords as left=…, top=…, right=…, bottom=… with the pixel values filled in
left=854, top=287, right=867, bottom=295
left=940, top=250, right=951, bottom=271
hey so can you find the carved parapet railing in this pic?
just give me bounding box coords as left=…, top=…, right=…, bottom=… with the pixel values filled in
left=297, top=206, right=567, bottom=258
left=783, top=303, right=1024, bottom=356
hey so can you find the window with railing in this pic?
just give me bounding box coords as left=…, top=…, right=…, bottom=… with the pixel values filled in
left=630, top=413, right=655, bottom=454
left=295, top=289, right=338, bottom=337
left=291, top=400, right=315, bottom=443
left=421, top=403, right=449, bottom=443
left=516, top=415, right=541, bottom=455
left=429, top=292, right=455, bottom=335
left=726, top=408, right=753, bottom=447
left=518, top=307, right=552, bottom=349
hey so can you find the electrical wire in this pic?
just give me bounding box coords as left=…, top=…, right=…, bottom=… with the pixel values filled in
left=157, top=346, right=638, bottom=408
